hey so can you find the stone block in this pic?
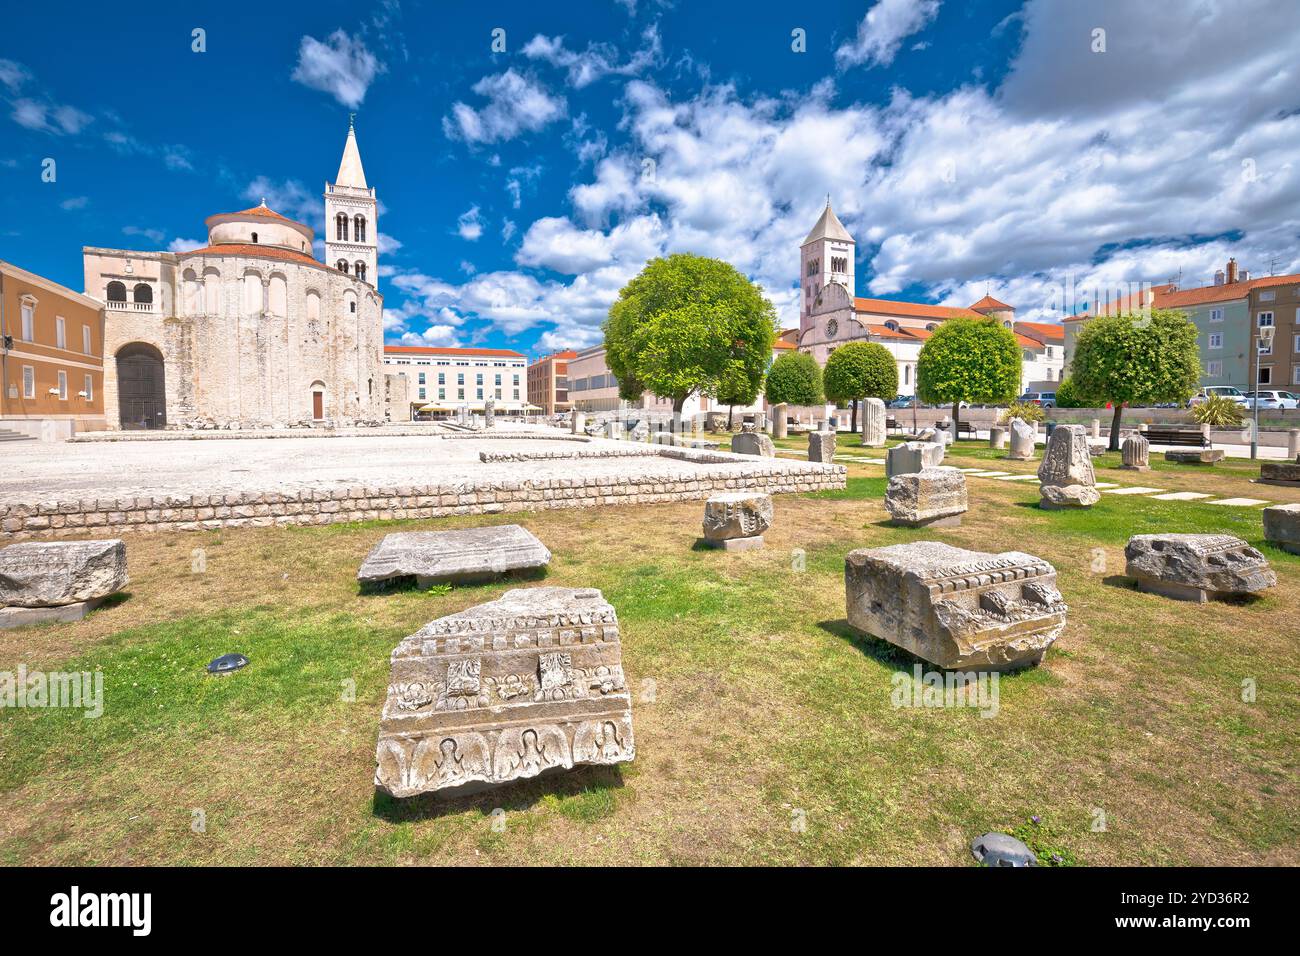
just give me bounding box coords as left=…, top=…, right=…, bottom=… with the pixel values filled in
left=885, top=467, right=968, bottom=528
left=1125, top=533, right=1276, bottom=602
left=374, top=586, right=634, bottom=798
left=732, top=423, right=775, bottom=458
left=989, top=426, right=1007, bottom=450
left=1165, top=448, right=1224, bottom=465
left=0, top=539, right=127, bottom=608
left=0, top=596, right=109, bottom=630
left=886, top=441, right=944, bottom=479
left=1038, top=424, right=1100, bottom=509
left=845, top=542, right=1068, bottom=671
left=808, top=430, right=837, bottom=463
left=701, top=491, right=772, bottom=546
left=358, top=525, right=551, bottom=587
left=1259, top=460, right=1300, bottom=485
left=1007, top=418, right=1036, bottom=460
left=1121, top=433, right=1150, bottom=471
left=860, top=397, right=887, bottom=447
left=1263, top=503, right=1300, bottom=555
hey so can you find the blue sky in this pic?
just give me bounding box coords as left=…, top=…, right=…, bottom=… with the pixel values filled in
left=2, top=0, right=1298, bottom=357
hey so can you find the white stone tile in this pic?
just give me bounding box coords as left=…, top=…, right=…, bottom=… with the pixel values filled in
left=1101, top=486, right=1165, bottom=495
left=967, top=470, right=1011, bottom=477
left=1206, top=497, right=1271, bottom=507
left=994, top=474, right=1039, bottom=481
left=1094, top=482, right=1120, bottom=489
left=1149, top=491, right=1213, bottom=501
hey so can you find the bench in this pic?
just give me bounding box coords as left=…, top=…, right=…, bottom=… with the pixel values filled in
left=886, top=416, right=899, bottom=433
left=957, top=421, right=978, bottom=438
left=1143, top=427, right=1210, bottom=447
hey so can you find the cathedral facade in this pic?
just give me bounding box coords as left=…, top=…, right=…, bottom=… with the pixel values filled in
left=82, top=122, right=384, bottom=429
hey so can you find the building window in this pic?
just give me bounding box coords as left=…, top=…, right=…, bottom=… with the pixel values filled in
left=1208, top=332, right=1223, bottom=349
left=57, top=370, right=67, bottom=400
left=84, top=374, right=94, bottom=401
left=1260, top=290, right=1276, bottom=302
left=1206, top=360, right=1223, bottom=377
left=106, top=281, right=126, bottom=303
left=1259, top=366, right=1272, bottom=385
left=1294, top=333, right=1300, bottom=354
left=55, top=316, right=66, bottom=349
left=1209, top=308, right=1224, bottom=322
left=355, top=261, right=367, bottom=282
left=495, top=374, right=502, bottom=386
left=337, top=260, right=349, bottom=274
left=251, top=232, right=259, bottom=244
left=457, top=388, right=464, bottom=399
left=438, top=372, right=445, bottom=385
left=133, top=283, right=152, bottom=305
left=1293, top=366, right=1300, bottom=385
left=457, top=373, right=464, bottom=385
left=83, top=324, right=92, bottom=355
left=336, top=213, right=349, bottom=241
left=22, top=365, right=34, bottom=399
left=349, top=301, right=356, bottom=314
left=418, top=388, right=426, bottom=400
left=418, top=372, right=426, bottom=385
left=354, top=215, right=366, bottom=243
left=1258, top=311, right=1274, bottom=327
left=1260, top=339, right=1273, bottom=357
left=884, top=321, right=898, bottom=331
left=20, top=300, right=34, bottom=341
left=438, top=388, right=445, bottom=399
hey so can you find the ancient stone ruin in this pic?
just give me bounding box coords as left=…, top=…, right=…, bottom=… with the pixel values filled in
left=1125, top=534, right=1276, bottom=603
left=1165, top=448, right=1224, bottom=465
left=886, top=440, right=944, bottom=479
left=1038, top=424, right=1100, bottom=509
left=732, top=422, right=775, bottom=458
left=845, top=541, right=1068, bottom=671
left=861, top=398, right=887, bottom=447
left=1121, top=433, right=1150, bottom=471
left=484, top=399, right=495, bottom=428
left=700, top=491, right=772, bottom=551
left=884, top=466, right=968, bottom=528
left=1263, top=503, right=1300, bottom=554
left=989, top=426, right=1007, bottom=450
left=808, top=429, right=837, bottom=463
left=772, top=403, right=788, bottom=440
left=1259, top=455, right=1300, bottom=486
left=1007, top=418, right=1036, bottom=460
left=358, top=525, right=551, bottom=588
left=0, top=539, right=128, bottom=629
left=374, top=586, right=634, bottom=798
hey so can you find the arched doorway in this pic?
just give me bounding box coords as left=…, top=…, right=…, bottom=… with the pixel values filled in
left=310, top=380, right=327, bottom=421
left=116, top=343, right=166, bottom=430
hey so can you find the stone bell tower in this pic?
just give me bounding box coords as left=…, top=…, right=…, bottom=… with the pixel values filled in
left=324, top=116, right=378, bottom=286
left=799, top=196, right=855, bottom=338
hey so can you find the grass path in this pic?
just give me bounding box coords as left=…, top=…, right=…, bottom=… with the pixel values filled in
left=0, top=449, right=1296, bottom=866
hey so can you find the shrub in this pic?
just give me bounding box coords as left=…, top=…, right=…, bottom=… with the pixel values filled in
left=999, top=400, right=1045, bottom=424
left=1192, top=393, right=1245, bottom=428
left=1053, top=376, right=1088, bottom=408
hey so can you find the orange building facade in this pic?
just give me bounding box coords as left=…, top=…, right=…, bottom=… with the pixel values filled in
left=0, top=259, right=106, bottom=438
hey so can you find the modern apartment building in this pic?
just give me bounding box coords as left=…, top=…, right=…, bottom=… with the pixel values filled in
left=383, top=345, right=528, bottom=420
left=0, top=259, right=106, bottom=438
left=1250, top=276, right=1300, bottom=390
left=526, top=349, right=576, bottom=416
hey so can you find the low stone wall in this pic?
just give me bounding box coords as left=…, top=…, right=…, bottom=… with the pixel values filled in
left=0, top=465, right=846, bottom=539
left=480, top=447, right=659, bottom=463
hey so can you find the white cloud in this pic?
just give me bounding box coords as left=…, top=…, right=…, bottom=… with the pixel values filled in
left=10, top=99, right=92, bottom=135
left=0, top=59, right=30, bottom=93
left=442, top=70, right=566, bottom=145
left=59, top=196, right=88, bottom=211
left=836, top=0, right=941, bottom=70
left=522, top=25, right=662, bottom=89
left=123, top=226, right=166, bottom=244
left=377, top=232, right=403, bottom=254
left=168, top=237, right=206, bottom=252
left=291, top=30, right=384, bottom=109
left=456, top=205, right=484, bottom=241
left=240, top=177, right=324, bottom=228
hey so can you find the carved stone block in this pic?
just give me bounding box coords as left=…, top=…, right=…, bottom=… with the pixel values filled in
left=860, top=398, right=887, bottom=447
left=1038, top=424, right=1099, bottom=509
left=808, top=430, right=837, bottom=463
left=375, top=586, right=634, bottom=798
left=1120, top=433, right=1150, bottom=471
left=886, top=441, right=944, bottom=479
left=845, top=542, right=1067, bottom=671
left=1165, top=448, right=1224, bottom=465
left=1125, top=533, right=1276, bottom=603
left=1259, top=460, right=1300, bottom=485
left=885, top=466, right=967, bottom=528
left=732, top=422, right=775, bottom=457
left=701, top=491, right=772, bottom=549
left=1007, top=418, right=1036, bottom=460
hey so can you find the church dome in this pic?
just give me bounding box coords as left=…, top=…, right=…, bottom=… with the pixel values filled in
left=204, top=201, right=315, bottom=256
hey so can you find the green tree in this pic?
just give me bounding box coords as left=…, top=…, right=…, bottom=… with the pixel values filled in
left=714, top=365, right=762, bottom=430
left=823, top=341, right=899, bottom=432
left=604, top=254, right=777, bottom=415
left=765, top=351, right=823, bottom=408
left=915, top=318, right=1021, bottom=433
left=1071, top=309, right=1201, bottom=450
left=1053, top=376, right=1087, bottom=409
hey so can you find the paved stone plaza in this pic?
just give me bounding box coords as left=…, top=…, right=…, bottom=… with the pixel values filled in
left=0, top=428, right=844, bottom=537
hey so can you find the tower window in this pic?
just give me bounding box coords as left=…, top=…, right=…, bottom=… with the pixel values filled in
left=335, top=213, right=348, bottom=242
left=355, top=261, right=367, bottom=282
left=337, top=260, right=349, bottom=274
left=251, top=232, right=258, bottom=244
left=354, top=215, right=366, bottom=243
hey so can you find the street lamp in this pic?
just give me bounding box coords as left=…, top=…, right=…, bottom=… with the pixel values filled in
left=1251, top=324, right=1275, bottom=460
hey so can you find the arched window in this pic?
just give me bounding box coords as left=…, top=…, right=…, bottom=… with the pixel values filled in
left=251, top=232, right=259, bottom=244
left=132, top=283, right=153, bottom=304
left=242, top=271, right=263, bottom=315
left=336, top=260, right=349, bottom=274
left=354, top=261, right=367, bottom=282
left=335, top=213, right=348, bottom=242
left=884, top=320, right=899, bottom=331
left=268, top=274, right=288, bottom=317
left=354, top=215, right=366, bottom=243
left=106, top=281, right=126, bottom=302
left=182, top=269, right=201, bottom=315
left=306, top=289, right=321, bottom=322
left=203, top=268, right=221, bottom=314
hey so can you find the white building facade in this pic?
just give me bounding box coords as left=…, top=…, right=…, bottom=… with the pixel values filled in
left=383, top=346, right=528, bottom=420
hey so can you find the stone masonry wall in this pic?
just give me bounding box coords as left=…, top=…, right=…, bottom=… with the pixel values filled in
left=0, top=466, right=846, bottom=539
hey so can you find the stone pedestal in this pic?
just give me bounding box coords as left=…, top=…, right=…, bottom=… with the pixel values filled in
left=1090, top=418, right=1101, bottom=439
left=1120, top=433, right=1150, bottom=471
left=885, top=467, right=967, bottom=528
left=808, top=430, right=837, bottom=463
left=845, top=542, right=1068, bottom=671
left=860, top=398, right=887, bottom=447
left=772, top=404, right=788, bottom=440
left=1165, top=448, right=1224, bottom=465
left=886, top=441, right=944, bottom=479
left=1259, top=458, right=1300, bottom=485
left=700, top=491, right=772, bottom=551
left=484, top=400, right=495, bottom=428
left=570, top=411, right=586, bottom=435
left=1038, top=424, right=1100, bottom=509
left=1289, top=429, right=1300, bottom=459
left=374, top=586, right=634, bottom=798
left=1007, top=418, right=1036, bottom=460
left=989, top=426, right=1007, bottom=450
left=1263, top=503, right=1300, bottom=554
left=1125, top=534, right=1275, bottom=603
left=732, top=423, right=775, bottom=457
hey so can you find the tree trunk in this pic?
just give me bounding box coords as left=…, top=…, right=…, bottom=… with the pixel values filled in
left=850, top=400, right=858, bottom=433
left=1109, top=402, right=1124, bottom=452
left=727, top=404, right=735, bottom=430
left=952, top=401, right=961, bottom=437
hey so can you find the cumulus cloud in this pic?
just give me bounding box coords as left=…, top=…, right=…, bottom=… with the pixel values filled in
left=522, top=25, right=662, bottom=89
left=291, top=30, right=384, bottom=109
left=836, top=0, right=941, bottom=70
left=442, top=70, right=566, bottom=144
left=168, top=237, right=206, bottom=252
left=456, top=206, right=484, bottom=241
left=240, top=177, right=324, bottom=228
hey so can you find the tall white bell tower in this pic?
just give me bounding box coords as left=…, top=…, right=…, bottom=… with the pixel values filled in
left=799, top=197, right=855, bottom=338
left=324, top=115, right=378, bottom=286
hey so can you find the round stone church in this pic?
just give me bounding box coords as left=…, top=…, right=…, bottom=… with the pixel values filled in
left=81, top=123, right=384, bottom=429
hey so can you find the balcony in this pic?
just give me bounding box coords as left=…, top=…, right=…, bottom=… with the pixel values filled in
left=106, top=300, right=154, bottom=312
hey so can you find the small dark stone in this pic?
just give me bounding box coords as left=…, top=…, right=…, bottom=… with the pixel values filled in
left=207, top=653, right=249, bottom=675
left=971, top=832, right=1037, bottom=867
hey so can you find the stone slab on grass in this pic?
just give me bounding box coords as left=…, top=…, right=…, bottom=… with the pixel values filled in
left=358, top=525, right=551, bottom=587
left=1206, top=497, right=1271, bottom=507
left=1102, top=486, right=1165, bottom=495
left=0, top=539, right=127, bottom=607
left=1150, top=491, right=1213, bottom=501
left=1125, top=533, right=1276, bottom=603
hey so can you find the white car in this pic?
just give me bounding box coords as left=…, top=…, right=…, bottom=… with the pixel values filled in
left=1188, top=386, right=1248, bottom=406
left=1242, top=390, right=1300, bottom=410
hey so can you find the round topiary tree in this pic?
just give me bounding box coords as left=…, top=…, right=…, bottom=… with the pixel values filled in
left=1053, top=376, right=1087, bottom=409
left=765, top=351, right=823, bottom=408
left=823, top=341, right=899, bottom=432
left=916, top=318, right=1022, bottom=433
left=604, top=253, right=777, bottom=415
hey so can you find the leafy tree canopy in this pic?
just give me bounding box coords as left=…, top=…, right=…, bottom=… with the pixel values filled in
left=916, top=318, right=1022, bottom=424
left=823, top=341, right=899, bottom=406
left=765, top=350, right=823, bottom=407
left=603, top=254, right=777, bottom=413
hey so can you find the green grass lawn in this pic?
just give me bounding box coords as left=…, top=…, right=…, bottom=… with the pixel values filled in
left=1, top=454, right=1297, bottom=866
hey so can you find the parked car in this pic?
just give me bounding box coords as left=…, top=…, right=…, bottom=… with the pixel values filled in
left=1242, top=390, right=1300, bottom=410
left=1019, top=391, right=1057, bottom=408
left=887, top=395, right=916, bottom=409
left=1188, top=386, right=1248, bottom=406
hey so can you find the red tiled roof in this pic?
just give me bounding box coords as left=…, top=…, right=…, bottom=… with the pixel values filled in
left=1014, top=333, right=1046, bottom=349
left=176, top=244, right=326, bottom=269
left=1014, top=321, right=1065, bottom=342
left=1156, top=274, right=1300, bottom=309
left=854, top=297, right=982, bottom=321
left=227, top=204, right=299, bottom=223
left=862, top=324, right=926, bottom=340
left=970, top=294, right=1014, bottom=311
left=385, top=345, right=527, bottom=358
left=772, top=339, right=797, bottom=350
